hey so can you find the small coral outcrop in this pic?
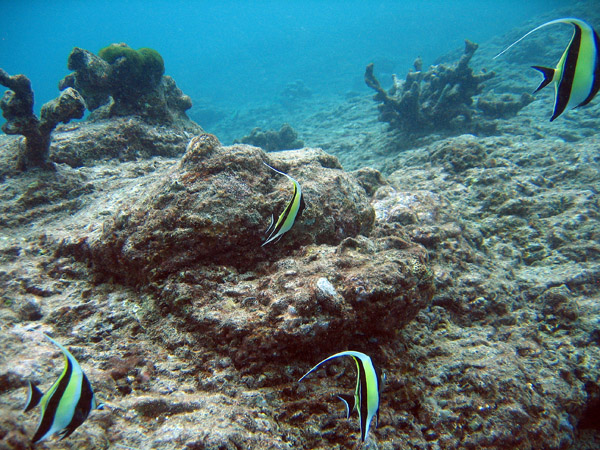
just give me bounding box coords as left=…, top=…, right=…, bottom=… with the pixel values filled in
left=365, top=40, right=496, bottom=136
left=234, top=123, right=304, bottom=151
left=477, top=92, right=535, bottom=119
left=0, top=68, right=86, bottom=170
left=58, top=44, right=198, bottom=131
left=278, top=79, right=313, bottom=107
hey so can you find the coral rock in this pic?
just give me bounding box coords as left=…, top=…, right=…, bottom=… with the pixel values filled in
left=0, top=69, right=85, bottom=170
left=234, top=123, right=305, bottom=152
left=365, top=40, right=496, bottom=136
left=85, top=144, right=375, bottom=286
left=58, top=44, right=198, bottom=130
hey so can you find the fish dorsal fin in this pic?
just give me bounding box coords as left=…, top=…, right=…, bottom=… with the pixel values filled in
left=531, top=66, right=556, bottom=92
left=493, top=18, right=589, bottom=60
left=24, top=381, right=43, bottom=413
left=336, top=393, right=356, bottom=419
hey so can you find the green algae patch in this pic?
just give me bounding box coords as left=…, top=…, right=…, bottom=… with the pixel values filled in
left=98, top=44, right=165, bottom=93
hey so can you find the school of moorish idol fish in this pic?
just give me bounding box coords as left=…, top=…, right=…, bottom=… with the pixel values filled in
left=22, top=16, right=599, bottom=446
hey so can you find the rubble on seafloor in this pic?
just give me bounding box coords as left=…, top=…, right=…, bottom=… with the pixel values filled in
left=0, top=112, right=598, bottom=449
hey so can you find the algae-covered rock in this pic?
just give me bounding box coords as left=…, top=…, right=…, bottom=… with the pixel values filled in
left=58, top=45, right=197, bottom=130
left=98, top=44, right=165, bottom=96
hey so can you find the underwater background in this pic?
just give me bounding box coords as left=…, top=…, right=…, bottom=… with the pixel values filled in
left=1, top=0, right=566, bottom=125
left=1, top=0, right=600, bottom=449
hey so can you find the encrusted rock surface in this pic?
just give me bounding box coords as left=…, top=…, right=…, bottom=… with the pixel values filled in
left=82, top=136, right=375, bottom=285
left=1, top=115, right=599, bottom=449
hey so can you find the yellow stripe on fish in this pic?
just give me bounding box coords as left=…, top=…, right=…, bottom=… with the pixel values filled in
left=494, top=17, right=600, bottom=121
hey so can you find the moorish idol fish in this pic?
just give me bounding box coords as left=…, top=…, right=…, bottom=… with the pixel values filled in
left=262, top=162, right=305, bottom=246
left=298, top=351, right=384, bottom=443
left=494, top=18, right=600, bottom=121
left=24, top=334, right=103, bottom=443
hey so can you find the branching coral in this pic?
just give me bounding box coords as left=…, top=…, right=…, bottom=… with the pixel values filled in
left=0, top=68, right=85, bottom=170
left=365, top=40, right=496, bottom=135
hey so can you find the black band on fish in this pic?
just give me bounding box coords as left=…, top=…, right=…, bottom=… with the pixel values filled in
left=552, top=24, right=582, bottom=121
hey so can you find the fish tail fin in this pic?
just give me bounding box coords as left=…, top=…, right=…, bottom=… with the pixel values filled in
left=531, top=66, right=555, bottom=93
left=23, top=381, right=43, bottom=412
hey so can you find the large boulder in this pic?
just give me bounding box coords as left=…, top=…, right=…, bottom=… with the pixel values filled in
left=86, top=136, right=376, bottom=285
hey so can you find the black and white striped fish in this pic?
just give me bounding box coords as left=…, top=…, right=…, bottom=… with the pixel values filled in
left=262, top=162, right=305, bottom=246
left=24, top=334, right=103, bottom=443
left=299, top=351, right=385, bottom=443
left=494, top=18, right=600, bottom=121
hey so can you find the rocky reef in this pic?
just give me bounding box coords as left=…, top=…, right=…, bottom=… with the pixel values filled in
left=1, top=111, right=599, bottom=448
left=1, top=6, right=600, bottom=447
left=234, top=123, right=305, bottom=151
left=0, top=119, right=437, bottom=448
left=365, top=40, right=532, bottom=140
left=59, top=44, right=200, bottom=131
left=0, top=69, right=86, bottom=170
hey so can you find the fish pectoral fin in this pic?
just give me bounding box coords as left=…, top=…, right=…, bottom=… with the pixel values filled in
left=531, top=66, right=555, bottom=93
left=336, top=394, right=356, bottom=419
left=23, top=381, right=43, bottom=413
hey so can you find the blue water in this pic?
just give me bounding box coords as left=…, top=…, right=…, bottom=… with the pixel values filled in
left=0, top=0, right=567, bottom=126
